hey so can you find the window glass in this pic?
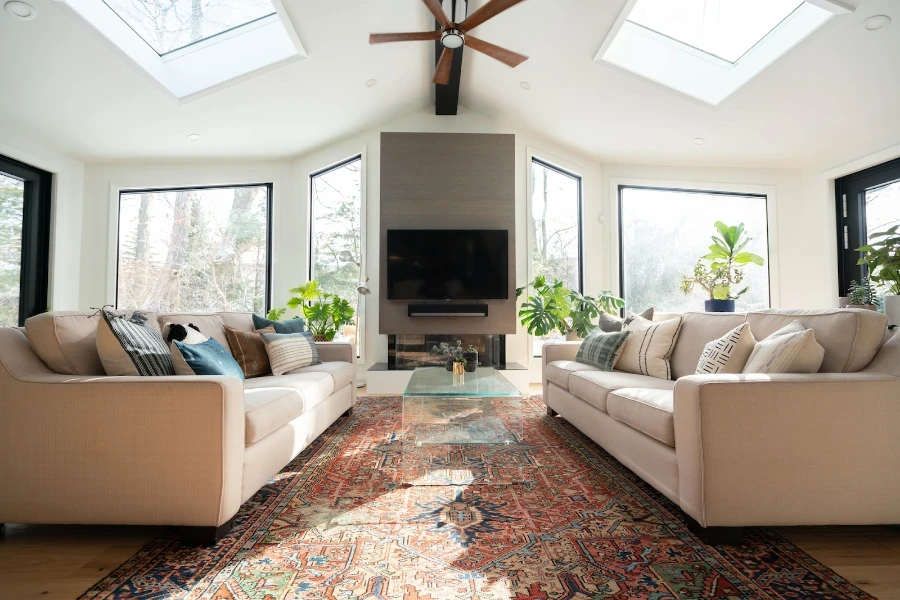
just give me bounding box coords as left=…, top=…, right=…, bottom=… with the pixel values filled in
left=117, top=185, right=270, bottom=313
left=620, top=187, right=770, bottom=314
left=310, top=157, right=363, bottom=354
left=0, top=173, right=24, bottom=327
left=531, top=159, right=582, bottom=357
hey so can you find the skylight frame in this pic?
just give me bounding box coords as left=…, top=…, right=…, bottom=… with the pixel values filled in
left=595, top=0, right=853, bottom=106
left=54, top=0, right=305, bottom=102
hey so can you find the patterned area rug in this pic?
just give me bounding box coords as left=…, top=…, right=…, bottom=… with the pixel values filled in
left=81, top=396, right=872, bottom=599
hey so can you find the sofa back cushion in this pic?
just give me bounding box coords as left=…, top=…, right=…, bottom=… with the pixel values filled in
left=157, top=313, right=229, bottom=354
left=745, top=309, right=886, bottom=373
left=219, top=312, right=255, bottom=332
left=669, top=312, right=746, bottom=379
left=24, top=311, right=107, bottom=375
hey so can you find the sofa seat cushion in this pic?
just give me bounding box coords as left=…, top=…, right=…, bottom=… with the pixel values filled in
left=607, top=388, right=675, bottom=447
left=287, top=361, right=355, bottom=390
left=242, top=373, right=335, bottom=445
left=568, top=371, right=676, bottom=413
left=545, top=360, right=599, bottom=390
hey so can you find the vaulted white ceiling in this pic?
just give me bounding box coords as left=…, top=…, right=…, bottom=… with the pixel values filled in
left=0, top=0, right=898, bottom=168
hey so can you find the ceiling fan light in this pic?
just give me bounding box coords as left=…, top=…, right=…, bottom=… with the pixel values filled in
left=441, top=30, right=465, bottom=49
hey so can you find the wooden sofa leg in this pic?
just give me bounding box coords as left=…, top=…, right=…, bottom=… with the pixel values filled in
left=686, top=517, right=743, bottom=545
left=546, top=407, right=558, bottom=417
left=180, top=518, right=234, bottom=545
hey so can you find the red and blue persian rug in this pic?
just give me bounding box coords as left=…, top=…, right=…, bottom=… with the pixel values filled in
left=81, top=396, right=873, bottom=599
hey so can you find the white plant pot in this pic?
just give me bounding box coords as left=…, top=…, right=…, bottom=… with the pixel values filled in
left=884, top=294, right=900, bottom=327
left=565, top=331, right=583, bottom=342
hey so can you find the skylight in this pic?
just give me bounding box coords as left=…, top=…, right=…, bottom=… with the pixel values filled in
left=58, top=0, right=304, bottom=100
left=102, top=0, right=276, bottom=55
left=627, top=0, right=804, bottom=63
left=596, top=0, right=851, bottom=105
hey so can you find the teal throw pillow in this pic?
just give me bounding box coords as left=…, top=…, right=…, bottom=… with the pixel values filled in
left=575, top=329, right=631, bottom=371
left=252, top=313, right=306, bottom=334
left=174, top=337, right=245, bottom=380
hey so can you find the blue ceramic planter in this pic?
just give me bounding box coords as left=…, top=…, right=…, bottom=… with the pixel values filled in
left=705, top=299, right=736, bottom=313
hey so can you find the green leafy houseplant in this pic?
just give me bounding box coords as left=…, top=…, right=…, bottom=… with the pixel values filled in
left=267, top=280, right=354, bottom=342
left=857, top=225, right=900, bottom=295
left=515, top=276, right=624, bottom=339
left=680, top=221, right=765, bottom=301
left=846, top=277, right=879, bottom=307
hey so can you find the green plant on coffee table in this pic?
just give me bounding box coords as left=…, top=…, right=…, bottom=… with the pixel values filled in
left=515, top=276, right=624, bottom=339
left=680, top=221, right=765, bottom=300
left=847, top=278, right=879, bottom=307
left=857, top=225, right=900, bottom=295
left=267, top=280, right=354, bottom=341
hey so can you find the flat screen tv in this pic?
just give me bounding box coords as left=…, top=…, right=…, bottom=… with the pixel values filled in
left=387, top=229, right=509, bottom=300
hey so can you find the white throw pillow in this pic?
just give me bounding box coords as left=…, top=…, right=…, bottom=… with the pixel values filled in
left=695, top=323, right=757, bottom=375
left=742, top=321, right=824, bottom=374
left=163, top=322, right=210, bottom=376
left=260, top=331, right=321, bottom=376
left=616, top=314, right=683, bottom=380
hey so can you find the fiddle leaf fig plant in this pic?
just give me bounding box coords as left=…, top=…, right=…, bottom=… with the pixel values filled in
left=516, top=275, right=624, bottom=339
left=680, top=221, right=765, bottom=301
left=266, top=280, right=355, bottom=341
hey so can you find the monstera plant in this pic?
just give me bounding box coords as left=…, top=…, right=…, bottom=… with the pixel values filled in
left=680, top=221, right=765, bottom=312
left=267, top=280, right=355, bottom=341
left=516, top=276, right=624, bottom=339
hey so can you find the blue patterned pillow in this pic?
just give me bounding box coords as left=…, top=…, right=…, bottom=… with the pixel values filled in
left=575, top=329, right=631, bottom=371
left=252, top=314, right=306, bottom=334
left=174, top=338, right=245, bottom=380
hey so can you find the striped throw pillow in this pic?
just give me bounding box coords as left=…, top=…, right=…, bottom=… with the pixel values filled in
left=259, top=331, right=321, bottom=376
left=98, top=309, right=175, bottom=376
left=616, top=314, right=683, bottom=380
left=695, top=323, right=757, bottom=375
left=575, top=329, right=631, bottom=370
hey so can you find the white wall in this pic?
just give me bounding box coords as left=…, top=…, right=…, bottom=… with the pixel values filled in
left=79, top=160, right=296, bottom=310
left=0, top=125, right=85, bottom=310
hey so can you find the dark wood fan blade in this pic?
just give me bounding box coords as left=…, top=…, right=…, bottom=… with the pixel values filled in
left=369, top=31, right=442, bottom=44
left=433, top=47, right=454, bottom=85
left=464, top=35, right=528, bottom=67
left=458, top=0, right=526, bottom=32
left=422, top=0, right=450, bottom=29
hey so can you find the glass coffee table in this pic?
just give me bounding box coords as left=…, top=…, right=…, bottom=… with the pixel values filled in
left=401, top=367, right=527, bottom=485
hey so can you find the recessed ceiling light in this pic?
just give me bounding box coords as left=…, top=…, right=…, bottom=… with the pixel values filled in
left=693, top=138, right=707, bottom=146
left=186, top=133, right=201, bottom=142
left=863, top=15, right=891, bottom=31
left=5, top=1, right=36, bottom=20
left=520, top=81, right=531, bottom=90
left=365, top=79, right=377, bottom=88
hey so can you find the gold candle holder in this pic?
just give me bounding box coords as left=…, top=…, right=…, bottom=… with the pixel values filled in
left=452, top=361, right=465, bottom=375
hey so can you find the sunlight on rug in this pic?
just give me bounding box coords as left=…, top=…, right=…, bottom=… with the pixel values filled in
left=80, top=395, right=873, bottom=599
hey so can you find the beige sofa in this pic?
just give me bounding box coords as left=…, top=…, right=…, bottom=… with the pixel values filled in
left=0, top=311, right=356, bottom=543
left=542, top=309, right=900, bottom=544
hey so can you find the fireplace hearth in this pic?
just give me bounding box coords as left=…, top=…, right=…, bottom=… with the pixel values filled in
left=387, top=334, right=506, bottom=371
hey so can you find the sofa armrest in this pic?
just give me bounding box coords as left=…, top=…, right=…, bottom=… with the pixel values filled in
left=316, top=342, right=356, bottom=365
left=0, top=366, right=245, bottom=527
left=673, top=373, right=900, bottom=527
left=542, top=342, right=582, bottom=369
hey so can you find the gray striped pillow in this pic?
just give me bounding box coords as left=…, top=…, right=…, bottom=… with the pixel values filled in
left=100, top=309, right=175, bottom=376
left=259, top=331, right=321, bottom=376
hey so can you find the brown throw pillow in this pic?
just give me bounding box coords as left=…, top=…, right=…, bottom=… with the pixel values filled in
left=224, top=325, right=275, bottom=378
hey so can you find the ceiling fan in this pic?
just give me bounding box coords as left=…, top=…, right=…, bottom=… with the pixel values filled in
left=369, top=0, right=528, bottom=85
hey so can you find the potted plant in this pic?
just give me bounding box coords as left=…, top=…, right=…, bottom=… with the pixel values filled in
left=451, top=354, right=467, bottom=375
left=430, top=341, right=463, bottom=371
left=516, top=276, right=624, bottom=340
left=679, top=221, right=765, bottom=313
left=267, top=280, right=355, bottom=342
left=845, top=278, right=879, bottom=311
left=857, top=225, right=900, bottom=325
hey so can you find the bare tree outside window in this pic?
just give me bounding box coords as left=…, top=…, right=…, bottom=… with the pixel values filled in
left=102, top=0, right=275, bottom=55
left=620, top=187, right=770, bottom=314
left=0, top=173, right=24, bottom=327
left=117, top=185, right=269, bottom=313
left=310, top=157, right=363, bottom=355
left=531, top=159, right=582, bottom=356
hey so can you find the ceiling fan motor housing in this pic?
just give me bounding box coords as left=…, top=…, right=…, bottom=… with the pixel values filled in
left=441, top=29, right=465, bottom=49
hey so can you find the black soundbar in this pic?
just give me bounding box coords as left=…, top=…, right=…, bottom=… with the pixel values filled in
left=407, top=303, right=489, bottom=317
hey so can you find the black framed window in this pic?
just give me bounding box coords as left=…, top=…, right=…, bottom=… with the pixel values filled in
left=0, top=154, right=51, bottom=327
left=116, top=184, right=272, bottom=314
left=835, top=157, right=900, bottom=296
left=619, top=185, right=770, bottom=313
left=530, top=157, right=583, bottom=356
left=309, top=155, right=363, bottom=354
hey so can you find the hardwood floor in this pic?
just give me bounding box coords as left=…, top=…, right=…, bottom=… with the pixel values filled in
left=2, top=388, right=898, bottom=599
